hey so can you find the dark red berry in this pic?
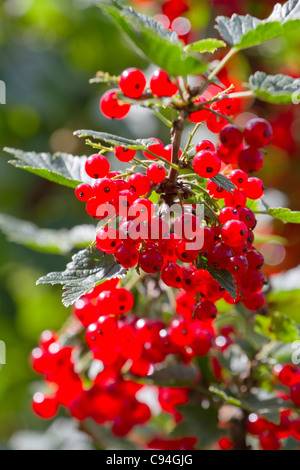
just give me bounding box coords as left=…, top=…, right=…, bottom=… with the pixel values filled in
left=244, top=118, right=273, bottom=148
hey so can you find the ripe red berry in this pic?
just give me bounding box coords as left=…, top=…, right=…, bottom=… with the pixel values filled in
left=193, top=150, right=221, bottom=178
left=119, top=68, right=146, bottom=98
left=260, top=433, right=280, bottom=451
left=75, top=183, right=94, bottom=202
left=227, top=255, right=248, bottom=276
left=207, top=242, right=232, bottom=269
left=221, top=220, right=248, bottom=247
left=278, top=365, right=300, bottom=387
left=143, top=138, right=165, bottom=160
left=175, top=239, right=199, bottom=262
left=139, top=249, right=164, bottom=274
left=85, top=154, right=110, bottom=179
left=219, top=206, right=239, bottom=224
left=96, top=227, right=120, bottom=254
left=150, top=70, right=178, bottom=97
left=207, top=179, right=227, bottom=199
left=188, top=97, right=210, bottom=123
left=244, top=118, right=273, bottom=148
left=218, top=437, right=234, bottom=450
left=114, top=243, right=139, bottom=268
left=195, top=140, right=215, bottom=152
left=290, top=381, right=300, bottom=406
left=244, top=177, right=264, bottom=199
left=245, top=249, right=264, bottom=270
left=224, top=188, right=247, bottom=209
left=93, top=177, right=118, bottom=203
left=194, top=300, right=217, bottom=321
left=243, top=292, right=265, bottom=310
left=219, top=124, right=243, bottom=148
left=32, top=392, right=58, bottom=419
left=238, top=146, right=264, bottom=173
left=129, top=198, right=155, bottom=222
left=161, top=263, right=183, bottom=288
left=169, top=318, right=194, bottom=346
left=114, top=146, right=136, bottom=162
left=238, top=207, right=256, bottom=230
left=206, top=107, right=228, bottom=133
left=147, top=163, right=166, bottom=183
left=228, top=169, right=248, bottom=190
left=100, top=89, right=131, bottom=119
left=127, top=173, right=151, bottom=196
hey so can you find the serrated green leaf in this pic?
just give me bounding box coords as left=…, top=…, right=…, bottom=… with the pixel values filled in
left=172, top=403, right=223, bottom=448
left=268, top=206, right=300, bottom=223
left=211, top=174, right=236, bottom=193
left=0, top=214, right=95, bottom=255
left=100, top=1, right=207, bottom=76
left=37, top=247, right=127, bottom=307
left=216, top=0, right=300, bottom=50
left=74, top=129, right=157, bottom=149
left=200, top=257, right=237, bottom=300
left=248, top=71, right=300, bottom=104
left=4, top=147, right=91, bottom=188
left=184, top=38, right=226, bottom=53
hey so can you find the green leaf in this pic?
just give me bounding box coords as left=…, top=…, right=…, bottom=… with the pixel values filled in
left=74, top=129, right=157, bottom=150
left=4, top=147, right=91, bottom=188
left=0, top=214, right=96, bottom=255
left=100, top=1, right=207, bottom=76
left=172, top=403, right=223, bottom=448
left=267, top=206, right=300, bottom=223
left=268, top=289, right=300, bottom=323
left=211, top=174, right=236, bottom=193
left=248, top=71, right=300, bottom=104
left=216, top=0, right=300, bottom=50
left=255, top=312, right=299, bottom=343
left=200, top=257, right=237, bottom=300
left=37, top=247, right=127, bottom=307
left=184, top=38, right=226, bottom=53
left=144, top=363, right=199, bottom=386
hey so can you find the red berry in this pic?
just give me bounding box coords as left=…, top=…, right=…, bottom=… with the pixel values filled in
left=96, top=227, right=120, bottom=254
left=207, top=179, right=227, bottom=199
left=129, top=198, right=155, bottom=222
left=175, top=239, right=199, bottom=262
left=228, top=169, right=248, bottom=190
left=290, top=382, right=300, bottom=406
left=238, top=146, right=263, bottom=173
left=224, top=188, right=247, bottom=209
left=207, top=242, right=232, bottom=269
left=127, top=173, right=151, bottom=196
left=114, top=243, right=139, bottom=268
left=119, top=68, right=146, bottom=98
left=218, top=437, right=234, bottom=450
left=114, top=146, right=136, bottom=162
left=161, top=263, right=183, bottom=288
left=279, top=365, right=300, bottom=387
left=243, top=292, right=265, bottom=310
left=100, top=89, right=131, bottom=119
left=221, top=220, right=248, bottom=247
left=169, top=319, right=194, bottom=346
left=227, top=255, right=248, bottom=276
left=217, top=142, right=242, bottom=165
left=245, top=250, right=264, bottom=270
left=85, top=154, right=110, bottom=179
left=139, top=249, right=164, bottom=274
left=147, top=163, right=166, bottom=183
left=75, top=183, right=94, bottom=202
left=93, top=177, right=118, bottom=203
left=188, top=97, right=210, bottom=123
left=244, top=177, right=264, bottom=199
left=206, top=107, right=228, bottom=133
left=193, top=150, right=221, bottom=178
left=32, top=392, right=58, bottom=419
left=150, top=70, right=178, bottom=97
left=260, top=432, right=280, bottom=451
left=143, top=138, right=165, bottom=160
left=219, top=206, right=239, bottom=224
left=195, top=140, right=215, bottom=153
left=219, top=124, right=243, bottom=148
left=238, top=207, right=256, bottom=230
left=244, top=118, right=273, bottom=148
left=194, top=300, right=217, bottom=320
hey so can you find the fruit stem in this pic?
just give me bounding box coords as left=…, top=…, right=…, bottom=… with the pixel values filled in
left=208, top=47, right=237, bottom=81
left=168, top=111, right=186, bottom=184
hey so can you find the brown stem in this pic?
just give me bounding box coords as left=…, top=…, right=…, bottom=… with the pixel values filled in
left=168, top=111, right=186, bottom=184
left=231, top=413, right=249, bottom=450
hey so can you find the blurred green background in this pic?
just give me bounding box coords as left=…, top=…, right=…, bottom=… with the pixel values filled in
left=0, top=0, right=299, bottom=448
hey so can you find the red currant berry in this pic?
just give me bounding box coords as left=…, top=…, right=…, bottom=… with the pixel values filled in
left=161, top=263, right=183, bottom=288
left=32, top=392, right=58, bottom=419
left=75, top=183, right=94, bottom=202
left=163, top=144, right=182, bottom=162
left=224, top=188, right=246, bottom=209
left=244, top=177, right=264, bottom=199
left=85, top=154, right=110, bottom=179
left=245, top=249, right=264, bottom=270
left=139, top=248, right=164, bottom=274
left=93, top=177, right=118, bottom=203
left=169, top=319, right=194, bottom=347
left=147, top=163, right=166, bottom=183
left=219, top=124, right=243, bottom=148
left=219, top=206, right=239, bottom=224
left=193, top=150, right=221, bottom=178
left=221, top=220, right=248, bottom=247
left=238, top=207, right=256, bottom=230
left=114, top=146, right=136, bottom=162
left=278, top=365, right=300, bottom=387
left=188, top=97, right=210, bottom=123
left=207, top=242, right=232, bottom=269
left=217, top=143, right=242, bottom=165
left=206, top=108, right=228, bottom=133
left=291, top=382, right=300, bottom=406
left=129, top=198, right=155, bottom=222
left=127, top=173, right=151, bottom=196
left=143, top=138, right=165, bottom=160
left=228, top=169, right=248, bottom=190
left=100, top=89, right=130, bottom=119
left=96, top=227, right=120, bottom=254
left=207, top=179, right=227, bottom=199
left=150, top=70, right=178, bottom=97
left=194, top=300, right=217, bottom=321
left=114, top=243, right=139, bottom=268
left=218, top=437, right=233, bottom=451
left=227, top=255, right=248, bottom=276
left=238, top=146, right=263, bottom=173
left=243, top=292, right=265, bottom=310
left=175, top=239, right=199, bottom=262
left=260, top=433, right=280, bottom=451
left=119, top=68, right=146, bottom=98
left=195, top=140, right=215, bottom=152
left=244, top=118, right=273, bottom=148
